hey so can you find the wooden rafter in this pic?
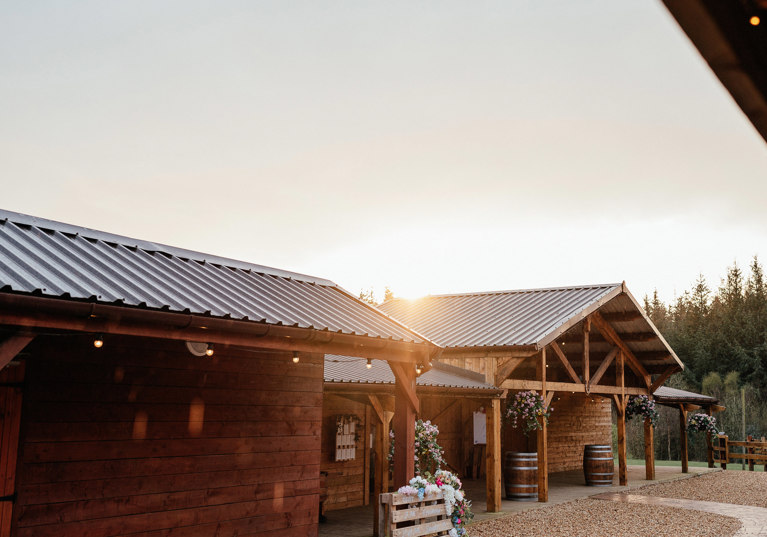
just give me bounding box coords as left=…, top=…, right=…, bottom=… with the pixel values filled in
left=591, top=312, right=651, bottom=389
left=544, top=391, right=555, bottom=408
left=0, top=334, right=34, bottom=370
left=589, top=347, right=618, bottom=390
left=501, top=379, right=643, bottom=395
left=494, top=356, right=527, bottom=387
left=650, top=366, right=681, bottom=393
left=389, top=362, right=419, bottom=414
left=548, top=343, right=580, bottom=384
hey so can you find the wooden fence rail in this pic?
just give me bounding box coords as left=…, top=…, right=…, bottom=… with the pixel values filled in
left=710, top=435, right=767, bottom=471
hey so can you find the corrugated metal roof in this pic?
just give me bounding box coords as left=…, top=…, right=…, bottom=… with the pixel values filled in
left=654, top=386, right=718, bottom=405
left=0, top=209, right=426, bottom=344
left=324, top=355, right=499, bottom=391
left=379, top=284, right=621, bottom=348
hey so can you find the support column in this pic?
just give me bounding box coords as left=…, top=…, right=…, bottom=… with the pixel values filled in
left=616, top=351, right=627, bottom=486
left=392, top=364, right=417, bottom=488
left=583, top=318, right=590, bottom=388
left=644, top=418, right=655, bottom=480
left=706, top=406, right=714, bottom=468
left=679, top=405, right=689, bottom=473
left=485, top=399, right=502, bottom=512
left=537, top=349, right=548, bottom=502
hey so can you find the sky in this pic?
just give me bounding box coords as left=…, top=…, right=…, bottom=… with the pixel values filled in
left=2, top=1, right=767, bottom=304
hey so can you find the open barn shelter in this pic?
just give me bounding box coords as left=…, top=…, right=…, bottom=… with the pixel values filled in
left=321, top=355, right=502, bottom=529
left=380, top=283, right=685, bottom=505
left=0, top=209, right=438, bottom=537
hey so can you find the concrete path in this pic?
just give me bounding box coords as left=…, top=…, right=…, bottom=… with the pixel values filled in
left=594, top=493, right=767, bottom=536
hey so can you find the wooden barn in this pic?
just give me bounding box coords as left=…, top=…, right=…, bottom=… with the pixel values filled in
left=321, top=355, right=502, bottom=522
left=0, top=210, right=438, bottom=537
left=379, top=284, right=686, bottom=504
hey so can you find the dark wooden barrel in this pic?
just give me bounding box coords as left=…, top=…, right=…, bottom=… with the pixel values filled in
left=583, top=444, right=614, bottom=486
left=503, top=451, right=538, bottom=501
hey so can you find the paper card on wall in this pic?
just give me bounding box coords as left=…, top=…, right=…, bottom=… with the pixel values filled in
left=473, top=411, right=486, bottom=445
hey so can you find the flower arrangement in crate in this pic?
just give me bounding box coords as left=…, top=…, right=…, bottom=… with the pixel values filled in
left=396, top=470, right=473, bottom=537
left=388, top=419, right=446, bottom=475
left=687, top=413, right=719, bottom=435
left=625, top=395, right=659, bottom=426
left=504, top=390, right=552, bottom=435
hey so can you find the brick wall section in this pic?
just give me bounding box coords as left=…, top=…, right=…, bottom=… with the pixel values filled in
left=13, top=335, right=322, bottom=537
left=546, top=393, right=612, bottom=472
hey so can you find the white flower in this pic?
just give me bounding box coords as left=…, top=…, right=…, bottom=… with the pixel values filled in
left=455, top=490, right=463, bottom=502
left=449, top=529, right=458, bottom=537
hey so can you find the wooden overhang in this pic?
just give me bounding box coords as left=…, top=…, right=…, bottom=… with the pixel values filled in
left=663, top=0, right=767, bottom=144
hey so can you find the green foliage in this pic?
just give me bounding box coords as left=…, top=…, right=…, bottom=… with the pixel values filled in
left=638, top=256, right=767, bottom=461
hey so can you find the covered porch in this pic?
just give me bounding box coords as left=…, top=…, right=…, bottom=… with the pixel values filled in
left=319, top=465, right=719, bottom=537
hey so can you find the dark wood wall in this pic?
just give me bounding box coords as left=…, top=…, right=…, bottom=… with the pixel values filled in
left=10, top=335, right=322, bottom=537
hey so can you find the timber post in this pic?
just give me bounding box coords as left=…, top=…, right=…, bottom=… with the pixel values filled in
left=706, top=406, right=714, bottom=468
left=391, top=362, right=418, bottom=489
left=679, top=405, right=689, bottom=473
left=485, top=398, right=502, bottom=512
left=616, top=350, right=627, bottom=486
left=537, top=348, right=549, bottom=502
left=644, top=417, right=655, bottom=480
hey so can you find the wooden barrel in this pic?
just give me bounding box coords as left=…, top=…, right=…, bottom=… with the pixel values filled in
left=583, top=444, right=614, bottom=486
left=503, top=451, right=538, bottom=501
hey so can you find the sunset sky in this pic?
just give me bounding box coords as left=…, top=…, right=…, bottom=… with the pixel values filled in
left=2, top=1, right=767, bottom=303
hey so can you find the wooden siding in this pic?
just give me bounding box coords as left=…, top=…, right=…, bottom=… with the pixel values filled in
left=320, top=395, right=367, bottom=512
left=546, top=393, right=612, bottom=473
left=12, top=335, right=322, bottom=537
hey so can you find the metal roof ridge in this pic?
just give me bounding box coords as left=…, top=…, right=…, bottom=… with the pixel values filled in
left=0, top=208, right=337, bottom=287
left=382, top=283, right=622, bottom=303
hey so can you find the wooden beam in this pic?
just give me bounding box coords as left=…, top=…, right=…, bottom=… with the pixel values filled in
left=389, top=362, right=419, bottom=414
left=369, top=394, right=385, bottom=424
left=644, top=418, right=655, bottom=480
left=0, top=335, right=34, bottom=370
left=0, top=294, right=433, bottom=364
left=583, top=318, right=590, bottom=388
left=485, top=399, right=502, bottom=512
left=537, top=348, right=548, bottom=503
left=561, top=331, right=659, bottom=344
left=589, top=347, right=618, bottom=390
left=392, top=365, right=417, bottom=488
left=650, top=366, right=681, bottom=393
left=679, top=405, right=689, bottom=473
left=373, top=407, right=394, bottom=535
left=544, top=391, right=555, bottom=408
left=501, top=379, right=646, bottom=396
left=494, top=356, right=527, bottom=387
left=591, top=311, right=652, bottom=389
left=616, top=350, right=627, bottom=486
left=548, top=343, right=581, bottom=384
left=442, top=347, right=537, bottom=361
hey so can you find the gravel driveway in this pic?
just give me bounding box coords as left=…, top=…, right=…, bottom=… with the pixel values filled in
left=467, top=470, right=763, bottom=537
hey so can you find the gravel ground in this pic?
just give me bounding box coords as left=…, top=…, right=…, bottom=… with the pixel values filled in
left=467, top=497, right=741, bottom=537
left=630, top=470, right=767, bottom=508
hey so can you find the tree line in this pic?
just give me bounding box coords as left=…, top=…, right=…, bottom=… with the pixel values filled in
left=625, top=257, right=767, bottom=461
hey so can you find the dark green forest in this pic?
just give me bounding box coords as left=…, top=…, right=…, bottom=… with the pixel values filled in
left=626, top=257, right=767, bottom=462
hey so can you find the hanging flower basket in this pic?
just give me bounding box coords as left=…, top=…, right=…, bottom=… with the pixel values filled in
left=687, top=413, right=719, bottom=435
left=625, top=395, right=659, bottom=427
left=504, top=390, right=552, bottom=435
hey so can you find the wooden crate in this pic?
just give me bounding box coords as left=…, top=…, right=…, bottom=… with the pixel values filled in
left=378, top=491, right=454, bottom=537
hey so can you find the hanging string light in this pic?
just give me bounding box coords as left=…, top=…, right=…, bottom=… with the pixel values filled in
left=750, top=15, right=760, bottom=26
left=366, top=359, right=372, bottom=369
left=292, top=351, right=300, bottom=363
left=205, top=343, right=214, bottom=357
left=93, top=334, right=104, bottom=348
left=415, top=364, right=423, bottom=375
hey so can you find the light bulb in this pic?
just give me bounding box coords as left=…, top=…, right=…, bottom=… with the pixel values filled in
left=292, top=351, right=300, bottom=363
left=366, top=359, right=372, bottom=369
left=750, top=15, right=760, bottom=26
left=205, top=344, right=214, bottom=357
left=93, top=335, right=104, bottom=348
left=415, top=364, right=422, bottom=375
